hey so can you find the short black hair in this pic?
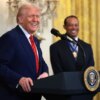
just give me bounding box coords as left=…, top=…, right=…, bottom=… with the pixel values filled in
left=64, top=15, right=78, bottom=26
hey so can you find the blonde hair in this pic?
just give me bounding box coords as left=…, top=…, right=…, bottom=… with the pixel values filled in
left=16, top=3, right=41, bottom=23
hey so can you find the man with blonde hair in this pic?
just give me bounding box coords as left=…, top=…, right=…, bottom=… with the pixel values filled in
left=0, top=3, right=48, bottom=100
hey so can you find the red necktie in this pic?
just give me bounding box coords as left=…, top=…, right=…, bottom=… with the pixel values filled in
left=29, top=35, right=39, bottom=73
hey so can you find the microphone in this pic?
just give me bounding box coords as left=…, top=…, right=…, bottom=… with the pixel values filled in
left=51, top=28, right=66, bottom=40
left=51, top=28, right=78, bottom=41
left=50, top=28, right=86, bottom=70
left=51, top=28, right=75, bottom=42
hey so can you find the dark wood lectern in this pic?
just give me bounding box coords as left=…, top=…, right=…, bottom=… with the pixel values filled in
left=31, top=72, right=100, bottom=100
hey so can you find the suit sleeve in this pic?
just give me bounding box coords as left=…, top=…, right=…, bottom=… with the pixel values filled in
left=40, top=53, right=48, bottom=73
left=87, top=45, right=95, bottom=67
left=0, top=34, right=22, bottom=89
left=50, top=45, right=64, bottom=74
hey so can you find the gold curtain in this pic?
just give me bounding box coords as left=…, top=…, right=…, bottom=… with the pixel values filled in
left=53, top=0, right=100, bottom=99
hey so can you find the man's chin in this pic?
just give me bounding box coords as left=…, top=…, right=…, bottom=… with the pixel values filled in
left=31, top=28, right=38, bottom=33
left=71, top=33, right=78, bottom=37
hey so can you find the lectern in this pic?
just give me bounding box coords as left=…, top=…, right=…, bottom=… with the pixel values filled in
left=31, top=72, right=100, bottom=100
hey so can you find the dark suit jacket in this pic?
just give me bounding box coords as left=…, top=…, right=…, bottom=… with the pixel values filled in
left=0, top=25, right=48, bottom=100
left=50, top=38, right=94, bottom=73
left=50, top=38, right=95, bottom=100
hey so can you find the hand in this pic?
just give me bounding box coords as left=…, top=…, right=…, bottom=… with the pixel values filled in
left=37, top=72, right=48, bottom=79
left=19, top=77, right=33, bottom=92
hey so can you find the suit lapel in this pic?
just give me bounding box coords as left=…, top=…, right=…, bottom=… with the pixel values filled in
left=15, top=26, right=37, bottom=68
left=60, top=40, right=76, bottom=65
left=76, top=40, right=86, bottom=70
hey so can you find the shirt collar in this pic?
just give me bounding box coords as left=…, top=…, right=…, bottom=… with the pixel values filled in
left=18, top=24, right=30, bottom=39
left=74, top=37, right=78, bottom=41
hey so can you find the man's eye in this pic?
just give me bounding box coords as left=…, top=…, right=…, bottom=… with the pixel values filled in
left=28, top=15, right=40, bottom=18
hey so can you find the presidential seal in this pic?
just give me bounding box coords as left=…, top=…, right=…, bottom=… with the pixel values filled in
left=84, top=67, right=100, bottom=92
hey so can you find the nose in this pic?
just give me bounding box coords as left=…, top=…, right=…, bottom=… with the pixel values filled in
left=72, top=24, right=78, bottom=29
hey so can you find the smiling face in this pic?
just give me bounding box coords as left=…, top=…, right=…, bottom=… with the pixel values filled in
left=64, top=16, right=79, bottom=38
left=17, top=4, right=41, bottom=34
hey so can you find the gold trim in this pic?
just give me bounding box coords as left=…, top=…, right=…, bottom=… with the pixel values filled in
left=84, top=67, right=100, bottom=92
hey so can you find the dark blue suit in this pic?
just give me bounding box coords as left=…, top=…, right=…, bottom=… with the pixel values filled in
left=0, top=25, right=48, bottom=100
left=50, top=37, right=95, bottom=100
left=50, top=38, right=94, bottom=73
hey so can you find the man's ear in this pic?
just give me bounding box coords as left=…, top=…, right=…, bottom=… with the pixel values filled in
left=18, top=16, right=24, bottom=23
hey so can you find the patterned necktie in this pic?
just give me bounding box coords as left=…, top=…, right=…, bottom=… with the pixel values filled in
left=29, top=35, right=39, bottom=73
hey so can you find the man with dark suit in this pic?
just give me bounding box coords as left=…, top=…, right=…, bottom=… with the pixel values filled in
left=0, top=3, right=48, bottom=100
left=50, top=15, right=95, bottom=100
